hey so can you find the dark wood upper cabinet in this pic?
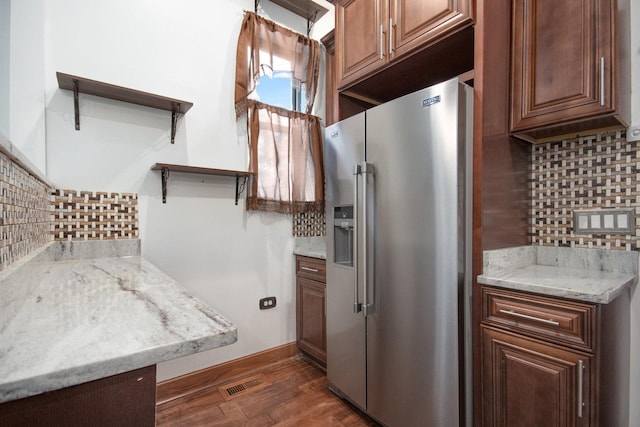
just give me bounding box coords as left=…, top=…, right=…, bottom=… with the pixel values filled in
left=391, top=0, right=472, bottom=58
left=336, top=0, right=387, bottom=88
left=510, top=0, right=630, bottom=143
left=335, top=0, right=473, bottom=91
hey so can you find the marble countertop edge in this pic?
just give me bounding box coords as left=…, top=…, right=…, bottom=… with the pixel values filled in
left=293, top=236, right=326, bottom=259
left=477, top=273, right=634, bottom=304
left=1, top=329, right=238, bottom=403
left=478, top=249, right=638, bottom=304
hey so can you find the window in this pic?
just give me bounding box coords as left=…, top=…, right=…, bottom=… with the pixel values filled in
left=254, top=64, right=307, bottom=112
left=235, top=12, right=324, bottom=214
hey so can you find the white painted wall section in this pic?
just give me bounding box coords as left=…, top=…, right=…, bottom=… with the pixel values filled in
left=42, top=0, right=308, bottom=381
left=7, top=0, right=47, bottom=173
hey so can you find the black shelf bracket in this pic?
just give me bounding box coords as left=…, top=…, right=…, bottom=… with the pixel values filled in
left=306, top=10, right=318, bottom=37
left=161, top=167, right=169, bottom=203
left=171, top=104, right=181, bottom=144
left=235, top=175, right=249, bottom=205
left=73, top=79, right=80, bottom=130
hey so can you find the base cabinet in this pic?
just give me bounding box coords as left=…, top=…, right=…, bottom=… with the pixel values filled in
left=480, top=285, right=629, bottom=426
left=295, top=256, right=326, bottom=368
left=0, top=366, right=156, bottom=427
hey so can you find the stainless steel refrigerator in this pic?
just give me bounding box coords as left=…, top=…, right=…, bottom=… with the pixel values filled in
left=324, top=78, right=473, bottom=427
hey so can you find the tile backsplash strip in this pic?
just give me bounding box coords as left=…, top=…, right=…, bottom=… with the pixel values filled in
left=293, top=211, right=326, bottom=237
left=0, top=152, right=54, bottom=270
left=52, top=190, right=139, bottom=241
left=530, top=129, right=640, bottom=251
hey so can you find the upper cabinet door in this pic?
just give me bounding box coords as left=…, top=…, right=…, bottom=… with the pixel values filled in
left=336, top=0, right=388, bottom=89
left=390, top=0, right=472, bottom=58
left=510, top=0, right=630, bottom=142
left=336, top=0, right=473, bottom=91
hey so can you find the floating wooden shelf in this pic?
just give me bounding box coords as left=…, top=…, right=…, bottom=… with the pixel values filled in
left=57, top=72, right=193, bottom=143
left=150, top=163, right=253, bottom=205
left=269, top=0, right=329, bottom=22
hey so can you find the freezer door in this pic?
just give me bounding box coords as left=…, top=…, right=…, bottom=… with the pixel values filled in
left=324, top=113, right=367, bottom=411
left=364, top=79, right=472, bottom=426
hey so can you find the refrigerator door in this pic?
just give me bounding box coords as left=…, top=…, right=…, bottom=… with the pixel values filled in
left=324, top=113, right=367, bottom=411
left=364, top=79, right=471, bottom=426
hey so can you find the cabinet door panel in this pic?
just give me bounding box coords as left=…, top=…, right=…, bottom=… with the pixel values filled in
left=391, top=0, right=472, bottom=57
left=511, top=0, right=615, bottom=135
left=336, top=0, right=387, bottom=88
left=297, top=277, right=327, bottom=364
left=482, top=326, right=592, bottom=427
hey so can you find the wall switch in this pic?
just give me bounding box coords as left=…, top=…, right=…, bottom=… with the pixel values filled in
left=573, top=208, right=635, bottom=234
left=259, top=296, right=277, bottom=310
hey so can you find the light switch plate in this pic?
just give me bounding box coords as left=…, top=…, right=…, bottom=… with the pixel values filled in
left=573, top=208, right=635, bottom=234
left=628, top=125, right=640, bottom=142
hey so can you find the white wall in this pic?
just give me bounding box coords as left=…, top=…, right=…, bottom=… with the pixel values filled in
left=5, top=0, right=47, bottom=172
left=0, top=0, right=9, bottom=137
left=42, top=0, right=314, bottom=381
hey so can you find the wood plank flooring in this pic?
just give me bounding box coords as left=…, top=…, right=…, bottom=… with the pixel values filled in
left=156, top=355, right=380, bottom=426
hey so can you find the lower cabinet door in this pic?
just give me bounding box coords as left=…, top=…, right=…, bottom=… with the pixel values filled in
left=296, top=276, right=326, bottom=366
left=481, top=326, right=592, bottom=427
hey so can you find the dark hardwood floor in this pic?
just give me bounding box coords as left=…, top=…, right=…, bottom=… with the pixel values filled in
left=156, top=355, right=380, bottom=426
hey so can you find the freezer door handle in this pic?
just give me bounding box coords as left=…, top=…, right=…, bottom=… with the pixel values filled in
left=352, top=164, right=362, bottom=314
left=360, top=162, right=375, bottom=316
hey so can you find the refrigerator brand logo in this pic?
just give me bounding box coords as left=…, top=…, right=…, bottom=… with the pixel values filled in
left=331, top=131, right=339, bottom=138
left=422, top=95, right=441, bottom=107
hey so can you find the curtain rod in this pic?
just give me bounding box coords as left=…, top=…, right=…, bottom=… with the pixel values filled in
left=242, top=9, right=318, bottom=41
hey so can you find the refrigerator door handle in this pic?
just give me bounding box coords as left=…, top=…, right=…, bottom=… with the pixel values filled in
left=361, top=161, right=374, bottom=317
left=352, top=164, right=362, bottom=314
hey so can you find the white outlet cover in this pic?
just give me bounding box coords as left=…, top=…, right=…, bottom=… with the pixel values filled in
left=628, top=125, right=640, bottom=142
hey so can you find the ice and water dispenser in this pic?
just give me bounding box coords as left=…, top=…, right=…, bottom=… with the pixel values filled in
left=333, top=206, right=353, bottom=267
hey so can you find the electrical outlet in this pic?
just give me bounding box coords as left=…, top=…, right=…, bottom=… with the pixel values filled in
left=259, top=296, right=277, bottom=310
left=627, top=125, right=640, bottom=142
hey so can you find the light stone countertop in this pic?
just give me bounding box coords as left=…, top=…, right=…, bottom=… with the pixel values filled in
left=0, top=240, right=237, bottom=404
left=477, top=245, right=638, bottom=304
left=293, top=236, right=326, bottom=259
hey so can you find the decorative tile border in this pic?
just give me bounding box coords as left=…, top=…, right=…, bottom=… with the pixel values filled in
left=530, top=129, right=640, bottom=251
left=0, top=152, right=54, bottom=270
left=52, top=190, right=139, bottom=241
left=293, top=211, right=326, bottom=237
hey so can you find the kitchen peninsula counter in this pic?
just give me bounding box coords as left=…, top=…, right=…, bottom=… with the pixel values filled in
left=477, top=245, right=638, bottom=303
left=0, top=240, right=237, bottom=404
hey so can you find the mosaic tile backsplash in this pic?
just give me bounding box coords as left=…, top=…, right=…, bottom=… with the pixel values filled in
left=531, top=129, right=639, bottom=251
left=1, top=151, right=140, bottom=270
left=0, top=152, right=54, bottom=270
left=293, top=211, right=326, bottom=237
left=52, top=190, right=139, bottom=241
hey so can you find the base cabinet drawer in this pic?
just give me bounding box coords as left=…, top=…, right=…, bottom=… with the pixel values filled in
left=482, top=286, right=595, bottom=351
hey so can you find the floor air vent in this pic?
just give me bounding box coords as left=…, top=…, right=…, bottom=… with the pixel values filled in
left=218, top=375, right=268, bottom=400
